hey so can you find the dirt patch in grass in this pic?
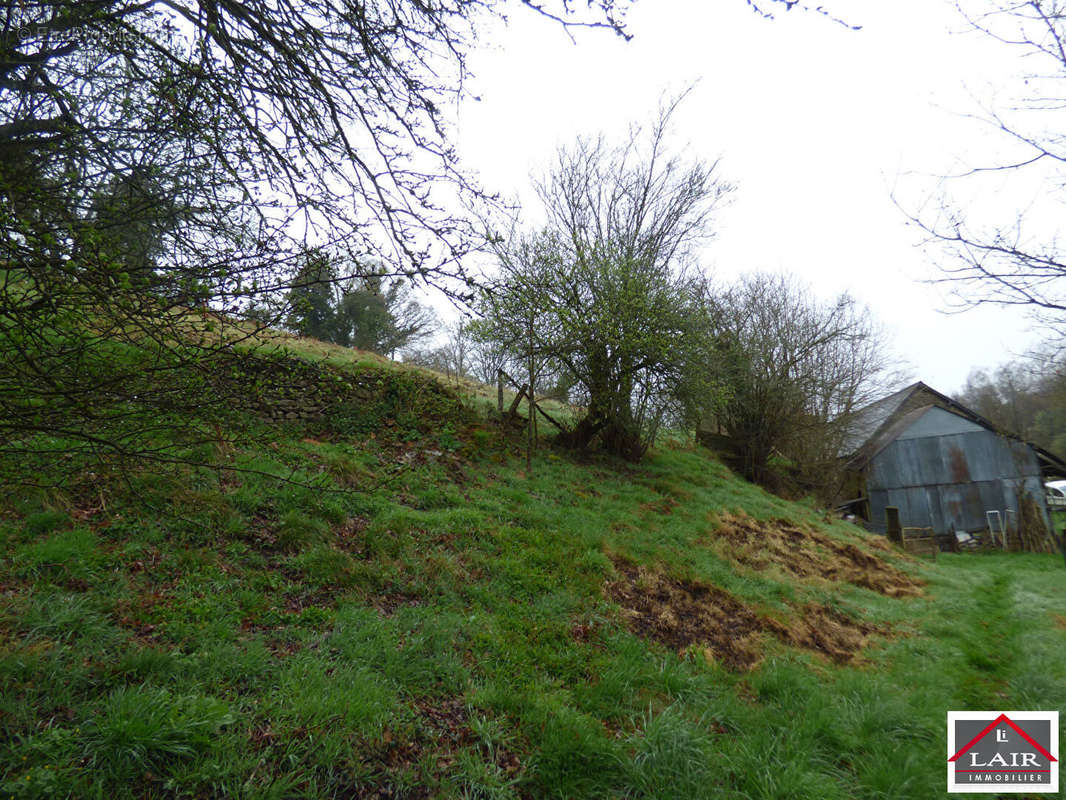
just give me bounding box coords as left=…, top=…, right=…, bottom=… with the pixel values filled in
left=335, top=516, right=371, bottom=552
left=114, top=583, right=175, bottom=644
left=282, top=586, right=338, bottom=613
left=707, top=511, right=923, bottom=597
left=372, top=591, right=422, bottom=616
left=348, top=696, right=525, bottom=798
left=638, top=496, right=678, bottom=516
left=606, top=556, right=885, bottom=669
left=605, top=557, right=771, bottom=670
left=415, top=697, right=524, bottom=783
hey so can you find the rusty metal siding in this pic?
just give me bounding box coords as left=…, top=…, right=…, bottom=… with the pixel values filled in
left=864, top=418, right=1048, bottom=534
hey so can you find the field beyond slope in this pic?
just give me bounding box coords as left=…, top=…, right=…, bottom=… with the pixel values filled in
left=2, top=353, right=1066, bottom=799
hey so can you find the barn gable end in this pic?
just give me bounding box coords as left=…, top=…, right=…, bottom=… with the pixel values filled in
left=841, top=383, right=1065, bottom=540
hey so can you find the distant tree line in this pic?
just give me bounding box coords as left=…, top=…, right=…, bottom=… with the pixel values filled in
left=958, top=357, right=1066, bottom=457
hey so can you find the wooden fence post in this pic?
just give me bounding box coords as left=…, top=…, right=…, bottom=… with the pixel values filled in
left=507, top=385, right=527, bottom=418
left=526, top=316, right=534, bottom=475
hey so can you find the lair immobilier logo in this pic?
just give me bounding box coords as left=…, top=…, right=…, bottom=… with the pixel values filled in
left=948, top=711, right=1059, bottom=792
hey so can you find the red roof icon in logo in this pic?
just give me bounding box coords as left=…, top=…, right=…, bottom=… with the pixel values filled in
left=949, top=713, right=1057, bottom=763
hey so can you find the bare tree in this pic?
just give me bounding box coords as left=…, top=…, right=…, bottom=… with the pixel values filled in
left=467, top=320, right=517, bottom=387
left=404, top=319, right=472, bottom=383
left=909, top=1, right=1066, bottom=319
left=706, top=273, right=896, bottom=497
left=442, top=319, right=473, bottom=382
left=479, top=96, right=732, bottom=460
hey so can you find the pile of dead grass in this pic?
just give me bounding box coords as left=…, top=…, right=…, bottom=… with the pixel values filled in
left=605, top=556, right=885, bottom=670
left=764, top=603, right=882, bottom=665
left=706, top=512, right=923, bottom=597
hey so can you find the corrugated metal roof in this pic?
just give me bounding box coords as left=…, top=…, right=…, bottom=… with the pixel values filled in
left=838, top=382, right=925, bottom=459
left=841, top=381, right=1066, bottom=477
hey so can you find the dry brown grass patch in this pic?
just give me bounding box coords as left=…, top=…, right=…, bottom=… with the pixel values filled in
left=707, top=511, right=923, bottom=597
left=764, top=604, right=883, bottom=664
left=605, top=556, right=884, bottom=669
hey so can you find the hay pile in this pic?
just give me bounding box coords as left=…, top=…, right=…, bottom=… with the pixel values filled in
left=708, top=512, right=923, bottom=597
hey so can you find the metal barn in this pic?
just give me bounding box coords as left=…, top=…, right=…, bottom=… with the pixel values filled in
left=840, top=383, right=1066, bottom=538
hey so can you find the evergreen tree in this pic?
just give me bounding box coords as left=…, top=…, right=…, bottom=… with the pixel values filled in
left=287, top=249, right=338, bottom=342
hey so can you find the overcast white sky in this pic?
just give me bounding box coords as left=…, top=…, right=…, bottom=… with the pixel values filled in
left=450, top=0, right=1056, bottom=394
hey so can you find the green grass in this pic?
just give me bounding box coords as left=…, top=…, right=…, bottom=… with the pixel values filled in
left=2, top=356, right=1066, bottom=798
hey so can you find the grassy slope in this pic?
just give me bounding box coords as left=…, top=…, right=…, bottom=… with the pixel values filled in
left=2, top=346, right=1066, bottom=799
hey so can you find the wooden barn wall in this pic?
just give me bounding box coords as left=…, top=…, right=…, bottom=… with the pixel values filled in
left=864, top=429, right=1048, bottom=535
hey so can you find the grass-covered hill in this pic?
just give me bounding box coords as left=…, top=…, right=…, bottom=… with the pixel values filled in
left=2, top=338, right=1066, bottom=799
